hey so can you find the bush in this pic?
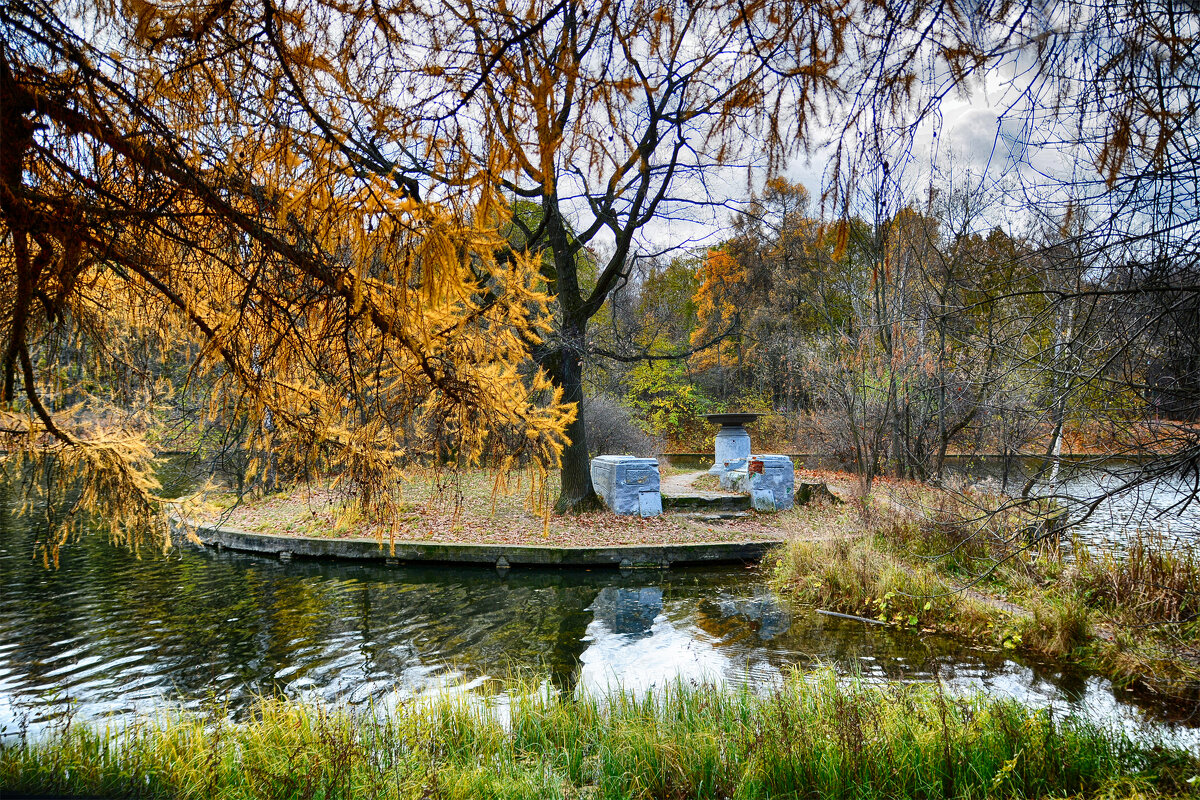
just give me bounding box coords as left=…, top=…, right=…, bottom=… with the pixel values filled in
left=584, top=393, right=662, bottom=457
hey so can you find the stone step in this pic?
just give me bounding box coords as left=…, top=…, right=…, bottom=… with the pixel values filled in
left=662, top=492, right=752, bottom=512
left=679, top=511, right=752, bottom=523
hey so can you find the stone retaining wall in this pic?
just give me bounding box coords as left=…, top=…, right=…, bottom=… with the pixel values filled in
left=189, top=522, right=782, bottom=570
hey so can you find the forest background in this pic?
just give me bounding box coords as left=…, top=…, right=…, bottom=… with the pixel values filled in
left=2, top=0, right=1198, bottom=545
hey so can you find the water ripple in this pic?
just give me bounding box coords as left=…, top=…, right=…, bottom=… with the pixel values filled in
left=0, top=482, right=1196, bottom=748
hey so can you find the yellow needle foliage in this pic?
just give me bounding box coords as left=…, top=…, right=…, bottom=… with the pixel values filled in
left=0, top=1, right=575, bottom=558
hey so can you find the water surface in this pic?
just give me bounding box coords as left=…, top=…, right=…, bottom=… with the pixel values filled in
left=0, top=461, right=1197, bottom=748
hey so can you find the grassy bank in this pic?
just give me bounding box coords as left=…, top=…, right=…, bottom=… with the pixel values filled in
left=4, top=673, right=1196, bottom=800
left=189, top=469, right=796, bottom=547
left=772, top=484, right=1200, bottom=707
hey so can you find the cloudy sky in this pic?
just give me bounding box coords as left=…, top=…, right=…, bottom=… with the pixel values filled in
left=623, top=93, right=1040, bottom=257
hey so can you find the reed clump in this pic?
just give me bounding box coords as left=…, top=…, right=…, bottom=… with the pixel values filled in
left=1068, top=532, right=1200, bottom=697
left=777, top=535, right=996, bottom=636
left=1076, top=533, right=1200, bottom=627
left=775, top=485, right=1200, bottom=703
left=2, top=672, right=1193, bottom=800
left=1013, top=594, right=1093, bottom=658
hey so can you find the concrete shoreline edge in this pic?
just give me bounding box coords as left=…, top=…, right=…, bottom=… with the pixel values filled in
left=189, top=522, right=784, bottom=570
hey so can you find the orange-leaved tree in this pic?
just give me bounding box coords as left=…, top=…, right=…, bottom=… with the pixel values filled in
left=689, top=248, right=747, bottom=394
left=0, top=0, right=574, bottom=556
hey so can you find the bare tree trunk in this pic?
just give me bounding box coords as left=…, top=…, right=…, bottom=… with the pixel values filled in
left=934, top=308, right=948, bottom=484
left=1024, top=303, right=1075, bottom=497
left=552, top=320, right=602, bottom=514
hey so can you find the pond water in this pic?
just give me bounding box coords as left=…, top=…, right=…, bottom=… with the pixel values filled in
left=1044, top=469, right=1200, bottom=552
left=671, top=452, right=1200, bottom=552
left=0, top=462, right=1198, bottom=749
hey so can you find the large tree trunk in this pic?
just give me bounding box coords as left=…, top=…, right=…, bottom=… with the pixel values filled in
left=552, top=321, right=602, bottom=513
left=535, top=193, right=606, bottom=514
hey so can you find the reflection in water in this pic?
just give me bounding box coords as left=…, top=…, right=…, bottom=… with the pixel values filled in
left=699, top=589, right=791, bottom=641
left=579, top=606, right=730, bottom=695
left=0, top=467, right=1198, bottom=748
left=589, top=588, right=663, bottom=636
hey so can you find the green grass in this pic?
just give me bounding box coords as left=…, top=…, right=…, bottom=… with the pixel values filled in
left=774, top=535, right=1000, bottom=635
left=3, top=672, right=1194, bottom=799
left=772, top=486, right=1200, bottom=705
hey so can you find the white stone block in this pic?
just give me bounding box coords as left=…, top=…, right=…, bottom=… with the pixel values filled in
left=638, top=491, right=662, bottom=517
left=721, top=455, right=796, bottom=511
left=753, top=454, right=796, bottom=510
left=721, top=468, right=750, bottom=492
left=590, top=455, right=661, bottom=515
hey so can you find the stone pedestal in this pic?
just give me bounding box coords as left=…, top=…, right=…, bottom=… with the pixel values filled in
left=705, top=412, right=761, bottom=476
left=709, top=425, right=752, bottom=474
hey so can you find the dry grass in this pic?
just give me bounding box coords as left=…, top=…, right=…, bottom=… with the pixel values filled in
left=774, top=479, right=1200, bottom=702
left=774, top=519, right=1001, bottom=639
left=1076, top=533, right=1200, bottom=626
left=196, top=469, right=825, bottom=547
left=1068, top=533, right=1200, bottom=697
left=1013, top=595, right=1092, bottom=658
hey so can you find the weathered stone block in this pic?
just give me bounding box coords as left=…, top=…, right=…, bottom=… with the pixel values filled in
left=754, top=454, right=796, bottom=510
left=719, top=468, right=745, bottom=492
left=720, top=454, right=795, bottom=511
left=590, top=455, right=661, bottom=515
left=751, top=488, right=777, bottom=512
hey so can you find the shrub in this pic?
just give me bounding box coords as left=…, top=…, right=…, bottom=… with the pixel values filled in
left=584, top=393, right=663, bottom=457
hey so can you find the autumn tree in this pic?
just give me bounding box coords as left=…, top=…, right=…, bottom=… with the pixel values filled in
left=628, top=254, right=702, bottom=367
left=689, top=178, right=831, bottom=411
left=0, top=0, right=574, bottom=554
left=682, top=171, right=1045, bottom=488
left=380, top=0, right=854, bottom=510
left=589, top=253, right=709, bottom=446
left=689, top=247, right=747, bottom=399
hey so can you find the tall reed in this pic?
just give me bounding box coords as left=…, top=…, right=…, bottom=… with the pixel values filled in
left=3, top=671, right=1193, bottom=799
left=1077, top=532, right=1200, bottom=626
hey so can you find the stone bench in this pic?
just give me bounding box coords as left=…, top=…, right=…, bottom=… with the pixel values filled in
left=590, top=455, right=662, bottom=517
